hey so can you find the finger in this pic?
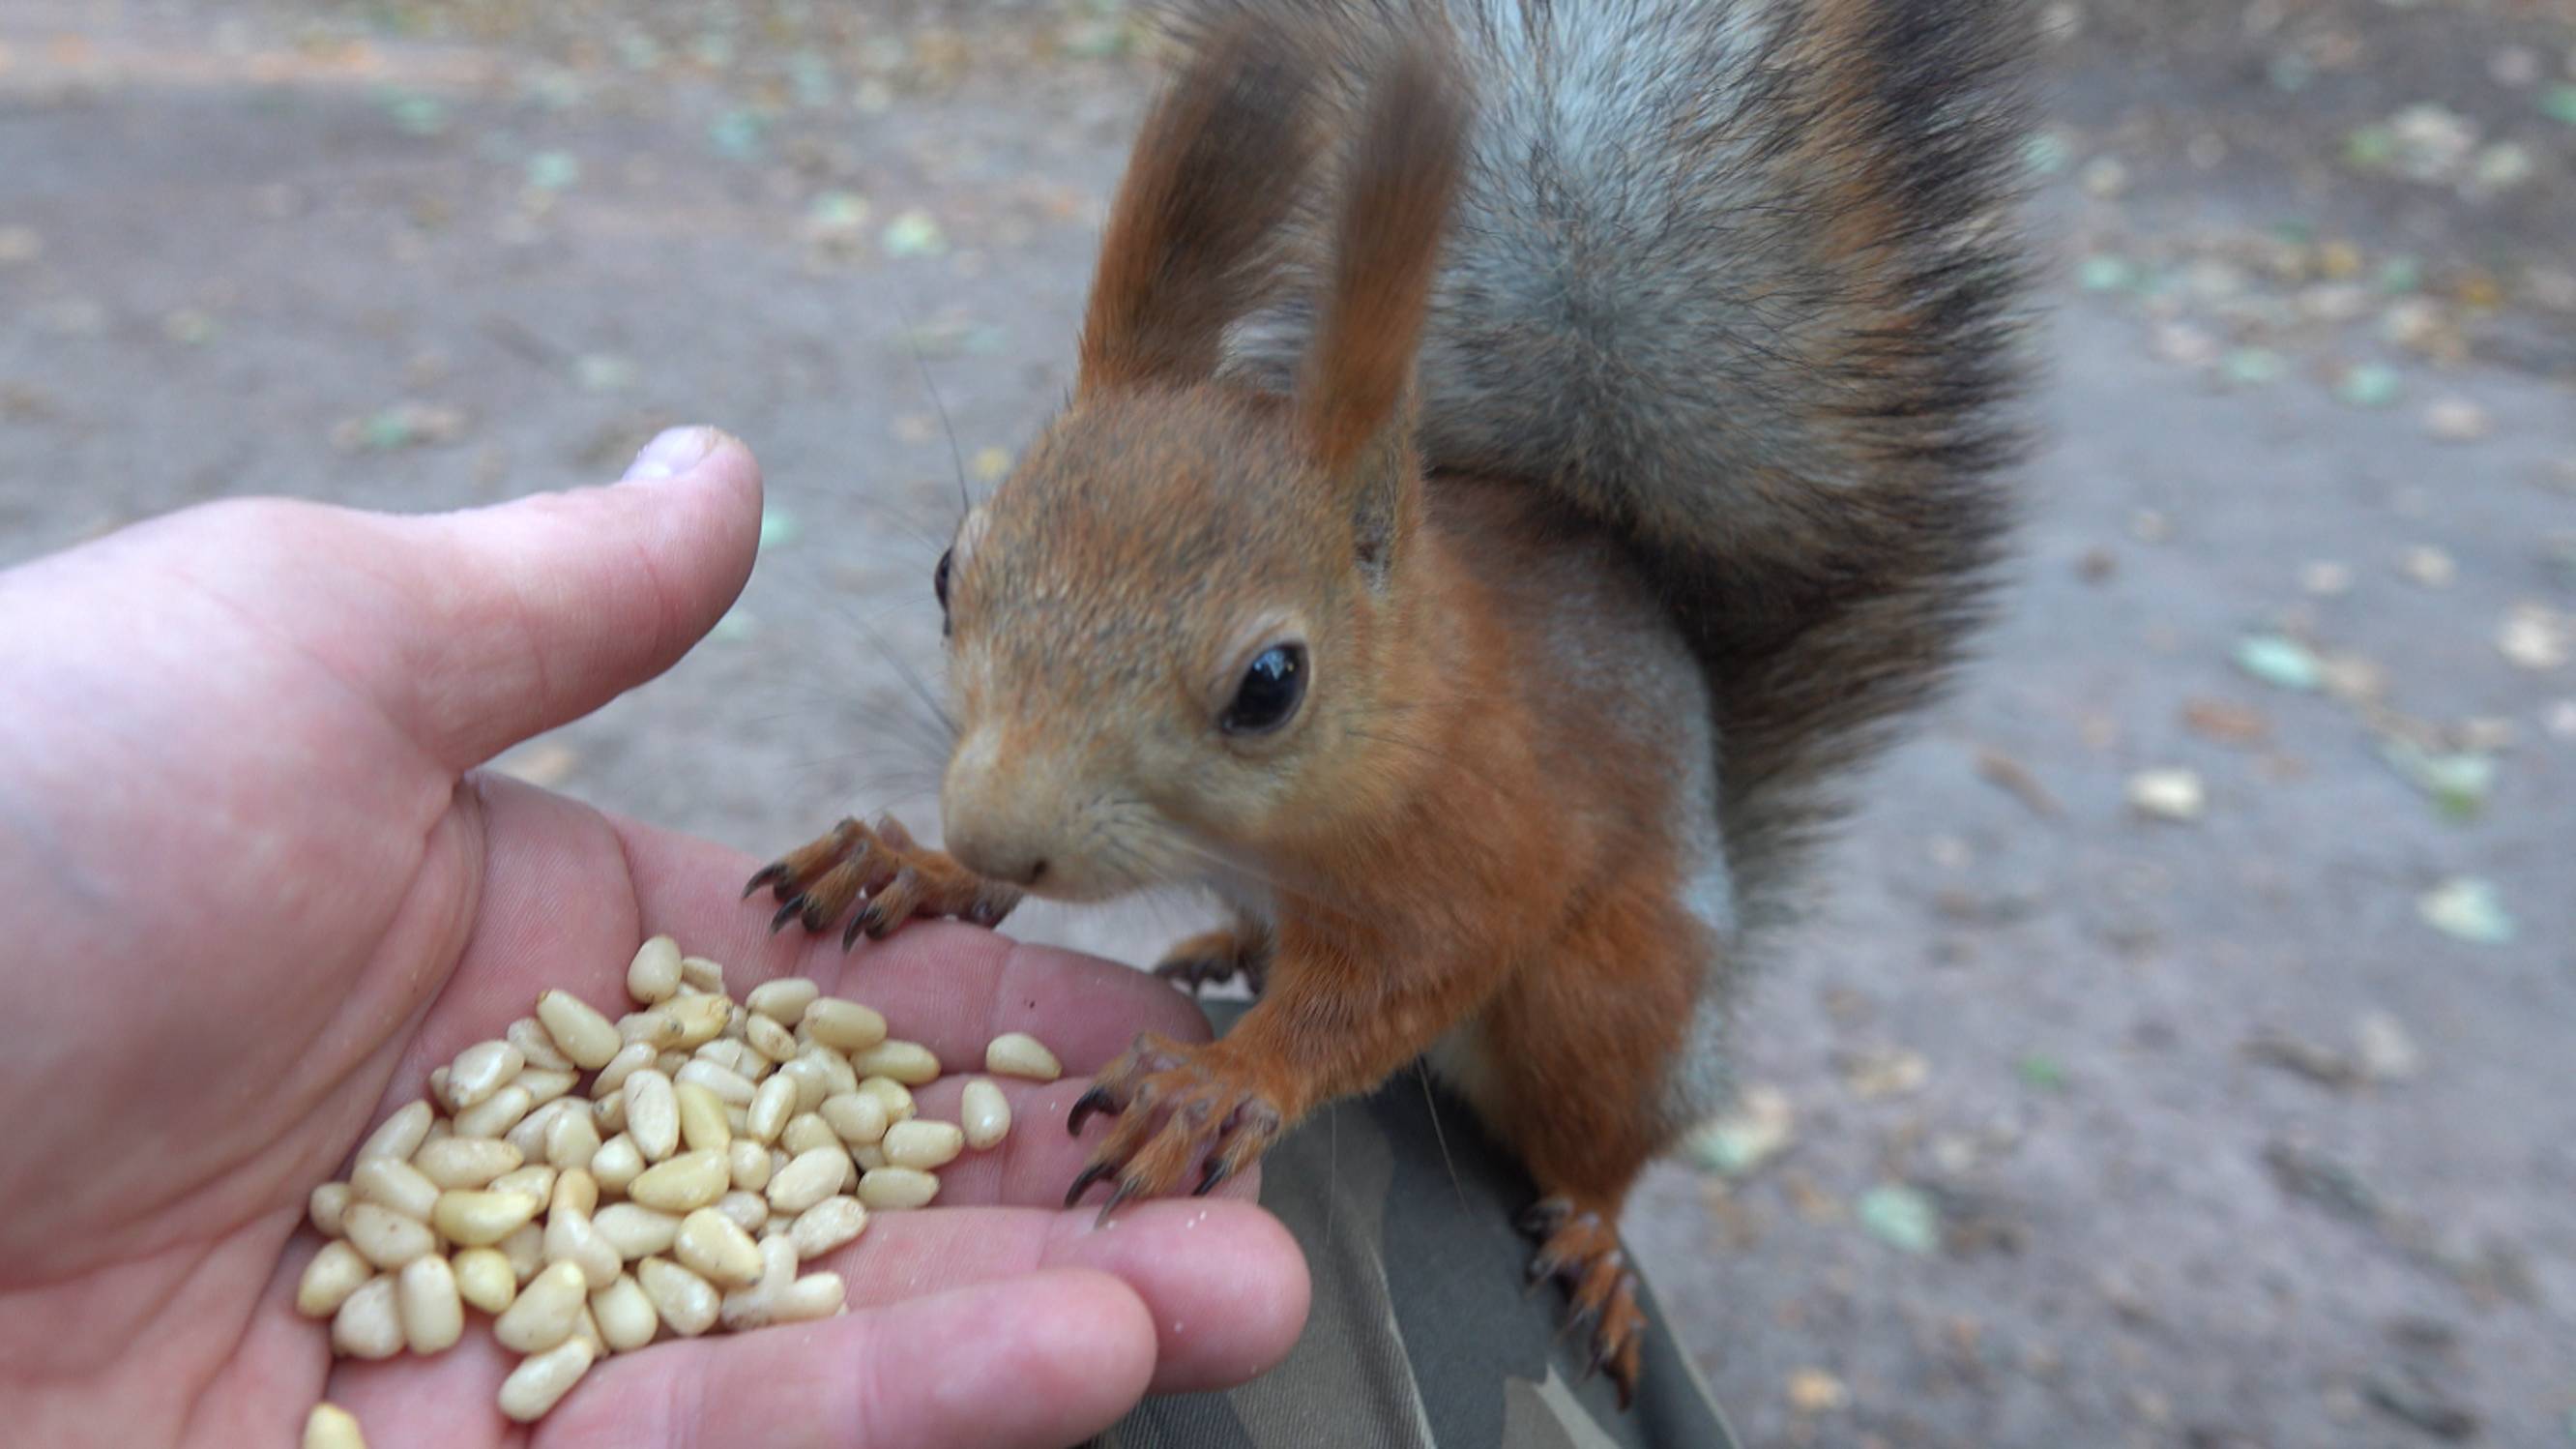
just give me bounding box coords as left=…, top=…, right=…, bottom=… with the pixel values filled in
left=609, top=808, right=1215, bottom=1068
left=332, top=1269, right=1157, bottom=1449
left=392, top=427, right=764, bottom=773
left=821, top=1198, right=1309, bottom=1394
left=903, top=1075, right=1265, bottom=1211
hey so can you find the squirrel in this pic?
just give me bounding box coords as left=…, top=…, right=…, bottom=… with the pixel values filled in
left=749, top=0, right=2031, bottom=1405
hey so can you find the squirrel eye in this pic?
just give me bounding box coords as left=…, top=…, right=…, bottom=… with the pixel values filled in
left=933, top=548, right=953, bottom=611
left=1221, top=644, right=1306, bottom=735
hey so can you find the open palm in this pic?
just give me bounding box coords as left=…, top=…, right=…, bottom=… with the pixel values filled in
left=0, top=429, right=1307, bottom=1448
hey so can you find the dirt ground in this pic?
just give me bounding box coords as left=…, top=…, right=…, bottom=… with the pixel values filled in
left=3, top=1, right=2571, bottom=1445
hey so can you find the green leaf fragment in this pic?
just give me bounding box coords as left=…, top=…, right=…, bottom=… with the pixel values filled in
left=2234, top=634, right=2324, bottom=691
left=2076, top=254, right=2137, bottom=293
left=881, top=210, right=947, bottom=259
left=1857, top=1185, right=1940, bottom=1256
left=2378, top=740, right=2494, bottom=819
left=2016, top=1054, right=2067, bottom=1092
left=2418, top=877, right=2514, bottom=946
left=2337, top=365, right=2403, bottom=409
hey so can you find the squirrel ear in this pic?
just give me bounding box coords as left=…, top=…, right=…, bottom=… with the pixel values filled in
left=1077, top=21, right=1317, bottom=394
left=1299, top=30, right=1467, bottom=477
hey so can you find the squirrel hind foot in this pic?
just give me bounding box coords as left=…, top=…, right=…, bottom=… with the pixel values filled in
left=745, top=814, right=1022, bottom=947
left=1520, top=1197, right=1648, bottom=1408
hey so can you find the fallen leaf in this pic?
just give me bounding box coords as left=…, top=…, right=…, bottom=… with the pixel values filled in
left=2235, top=634, right=2323, bottom=691
left=2127, top=768, right=2206, bottom=821
left=1976, top=749, right=2061, bottom=816
left=2497, top=604, right=2570, bottom=670
left=2182, top=698, right=2271, bottom=746
left=2417, top=876, right=2514, bottom=945
left=1785, top=1369, right=1849, bottom=1414
left=2378, top=740, right=2494, bottom=819
left=1683, top=1085, right=1794, bottom=1177
left=1839, top=1048, right=1928, bottom=1100
left=1857, top=1184, right=1941, bottom=1256
left=881, top=209, right=947, bottom=259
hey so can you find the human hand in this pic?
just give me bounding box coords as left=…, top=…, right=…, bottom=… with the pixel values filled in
left=0, top=428, right=1308, bottom=1447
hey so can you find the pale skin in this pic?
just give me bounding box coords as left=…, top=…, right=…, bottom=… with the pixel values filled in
left=0, top=428, right=1309, bottom=1448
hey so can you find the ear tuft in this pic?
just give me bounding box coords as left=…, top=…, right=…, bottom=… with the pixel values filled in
left=1300, top=30, right=1470, bottom=473
left=1077, top=20, right=1320, bottom=393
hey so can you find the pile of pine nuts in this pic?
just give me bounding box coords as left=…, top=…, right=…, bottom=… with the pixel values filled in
left=293, top=936, right=1068, bottom=1442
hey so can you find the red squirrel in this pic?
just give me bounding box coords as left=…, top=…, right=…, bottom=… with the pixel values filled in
left=749, top=0, right=2030, bottom=1403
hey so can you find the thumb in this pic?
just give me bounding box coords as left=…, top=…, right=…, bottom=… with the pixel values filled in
left=390, top=426, right=763, bottom=773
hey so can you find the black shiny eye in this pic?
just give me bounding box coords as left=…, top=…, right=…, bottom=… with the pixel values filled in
left=1221, top=644, right=1305, bottom=735
left=933, top=548, right=953, bottom=612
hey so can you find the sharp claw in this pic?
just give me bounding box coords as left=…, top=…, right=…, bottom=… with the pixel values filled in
left=769, top=898, right=805, bottom=934
left=1191, top=1159, right=1231, bottom=1197
left=1094, top=1179, right=1138, bottom=1227
left=840, top=912, right=867, bottom=952
left=1064, top=1162, right=1114, bottom=1208
left=743, top=864, right=786, bottom=899
left=1067, top=1085, right=1116, bottom=1137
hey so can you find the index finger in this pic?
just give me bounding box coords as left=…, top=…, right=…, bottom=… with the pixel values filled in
left=612, top=813, right=1214, bottom=1071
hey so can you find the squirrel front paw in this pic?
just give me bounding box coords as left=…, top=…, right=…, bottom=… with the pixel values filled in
left=1064, top=1034, right=1282, bottom=1219
left=1520, top=1198, right=1649, bottom=1407
left=1150, top=926, right=1272, bottom=997
left=745, top=814, right=1021, bottom=948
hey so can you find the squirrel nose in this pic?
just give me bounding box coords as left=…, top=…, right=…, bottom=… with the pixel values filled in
left=942, top=729, right=1054, bottom=889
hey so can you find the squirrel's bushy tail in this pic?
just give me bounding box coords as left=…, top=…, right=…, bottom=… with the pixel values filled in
left=1166, top=0, right=2034, bottom=925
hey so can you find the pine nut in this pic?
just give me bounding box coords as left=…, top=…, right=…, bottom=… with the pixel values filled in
left=359, top=1100, right=433, bottom=1163
left=806, top=1045, right=862, bottom=1096
left=856, top=1167, right=940, bottom=1210
left=589, top=1134, right=644, bottom=1195
left=803, top=998, right=889, bottom=1053
left=454, top=1083, right=535, bottom=1139
left=781, top=1112, right=839, bottom=1156
left=550, top=1168, right=599, bottom=1220
left=619, top=1009, right=686, bottom=1051
left=746, top=1072, right=796, bottom=1144
left=819, top=1090, right=889, bottom=1146
left=431, top=1189, right=542, bottom=1248
left=693, top=1038, right=768, bottom=1081
left=679, top=954, right=726, bottom=992
left=544, top=1105, right=602, bottom=1169
left=661, top=992, right=732, bottom=1049
left=628, top=1149, right=728, bottom=1213
left=766, top=1145, right=849, bottom=1215
left=591, top=1091, right=626, bottom=1136
left=396, top=1253, right=464, bottom=1353
left=504, top=1099, right=571, bottom=1161
left=488, top=1166, right=557, bottom=1204
left=308, top=1182, right=352, bottom=1237
left=856, top=1077, right=916, bottom=1124
left=788, top=1197, right=868, bottom=1259
left=746, top=978, right=819, bottom=1022
left=303, top=1402, right=366, bottom=1449
left=500, top=1221, right=545, bottom=1283
left=572, top=1303, right=606, bottom=1358
left=656, top=1049, right=691, bottom=1075
left=627, top=935, right=683, bottom=1005
left=717, top=1235, right=799, bottom=1330
left=298, top=1239, right=374, bottom=1317
left=493, top=1259, right=589, bottom=1352
left=591, top=1272, right=659, bottom=1351
left=637, top=1256, right=719, bottom=1337
left=544, top=1203, right=621, bottom=1289
left=960, top=1078, right=1010, bottom=1150
left=984, top=1032, right=1062, bottom=1081
left=675, top=1206, right=763, bottom=1287
left=442, top=1040, right=523, bottom=1111
left=514, top=1067, right=578, bottom=1107
left=882, top=1119, right=964, bottom=1171
left=497, top=1337, right=595, bottom=1423
left=675, top=1058, right=755, bottom=1108
left=508, top=1016, right=575, bottom=1073
left=346, top=1202, right=437, bottom=1269
left=352, top=1156, right=440, bottom=1222
left=593, top=1202, right=681, bottom=1259
left=412, top=1136, right=521, bottom=1190
left=676, top=1081, right=734, bottom=1151
left=590, top=1041, right=656, bottom=1099
left=713, top=1133, right=766, bottom=1188
left=454, top=1247, right=517, bottom=1314
left=716, top=1190, right=771, bottom=1235
left=776, top=1056, right=833, bottom=1114
left=852, top=1142, right=887, bottom=1172
left=536, top=991, right=622, bottom=1070
left=331, top=1274, right=403, bottom=1359
left=743, top=1012, right=799, bottom=1063
left=624, top=1069, right=679, bottom=1162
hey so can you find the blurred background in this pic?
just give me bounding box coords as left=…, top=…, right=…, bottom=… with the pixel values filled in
left=2, top=0, right=2570, bottom=1443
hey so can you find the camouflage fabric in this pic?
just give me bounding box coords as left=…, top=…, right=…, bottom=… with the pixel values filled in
left=1089, top=1003, right=1740, bottom=1449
